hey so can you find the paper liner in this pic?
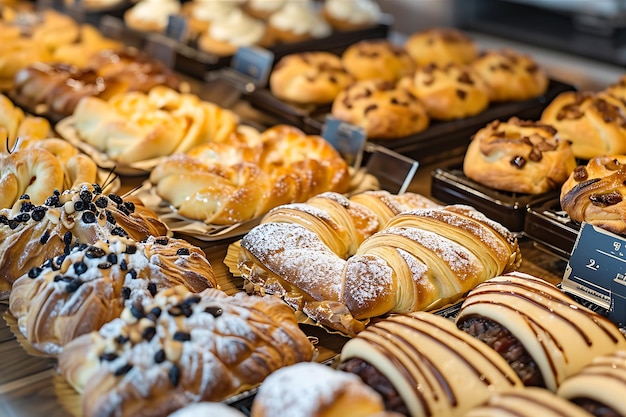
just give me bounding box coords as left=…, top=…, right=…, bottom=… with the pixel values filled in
left=54, top=373, right=82, bottom=417
left=2, top=310, right=57, bottom=358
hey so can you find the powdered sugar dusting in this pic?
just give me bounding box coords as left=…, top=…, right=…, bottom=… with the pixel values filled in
left=344, top=254, right=393, bottom=309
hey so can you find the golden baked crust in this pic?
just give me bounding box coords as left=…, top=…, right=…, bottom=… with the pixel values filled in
left=341, top=40, right=415, bottom=82
left=472, top=49, right=549, bottom=102
left=463, top=117, right=577, bottom=194
left=405, top=27, right=479, bottom=67
left=540, top=90, right=626, bottom=159
left=58, top=286, right=314, bottom=417
left=9, top=235, right=216, bottom=355
left=331, top=79, right=429, bottom=139
left=560, top=155, right=626, bottom=235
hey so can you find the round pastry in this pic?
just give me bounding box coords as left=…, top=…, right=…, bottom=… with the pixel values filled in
left=331, top=79, right=430, bottom=139
left=243, top=0, right=286, bottom=20
left=602, top=74, right=626, bottom=102
left=405, top=27, right=479, bottom=67
left=341, top=39, right=415, bottom=82
left=198, top=8, right=273, bottom=56
left=557, top=350, right=626, bottom=417
left=50, top=24, right=123, bottom=68
left=269, top=51, right=354, bottom=105
left=124, top=0, right=181, bottom=32
left=471, top=49, right=549, bottom=102
left=322, top=0, right=382, bottom=31
left=463, top=117, right=577, bottom=194
left=9, top=235, right=217, bottom=355
left=267, top=1, right=332, bottom=44
left=182, top=0, right=241, bottom=36
left=540, top=91, right=626, bottom=159
left=58, top=286, right=315, bottom=417
left=168, top=403, right=246, bottom=417
left=338, top=311, right=524, bottom=417
left=406, top=62, right=491, bottom=120
left=464, top=388, right=595, bottom=417
left=455, top=272, right=626, bottom=391
left=0, top=183, right=168, bottom=298
left=560, top=155, right=626, bottom=235
left=250, top=362, right=388, bottom=417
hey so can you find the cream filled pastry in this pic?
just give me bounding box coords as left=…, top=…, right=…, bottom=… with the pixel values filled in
left=267, top=1, right=332, bottom=43
left=198, top=8, right=272, bottom=56
left=322, top=0, right=382, bottom=31
left=124, top=0, right=181, bottom=32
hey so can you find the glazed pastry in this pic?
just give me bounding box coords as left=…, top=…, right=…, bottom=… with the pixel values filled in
left=267, top=1, right=332, bottom=43
left=341, top=40, right=415, bottom=82
left=405, top=27, right=479, bottom=67
left=269, top=51, right=354, bottom=104
left=198, top=8, right=273, bottom=56
left=124, top=0, right=181, bottom=32
left=331, top=79, right=429, bottom=139
left=463, top=117, right=577, bottom=194
left=456, top=272, right=626, bottom=391
left=58, top=286, right=315, bottom=417
left=557, top=350, right=626, bottom=417
left=9, top=235, right=216, bottom=355
left=0, top=183, right=168, bottom=298
left=540, top=91, right=626, bottom=159
left=405, top=62, right=490, bottom=120
left=338, top=312, right=524, bottom=416
left=560, top=155, right=626, bottom=235
left=322, top=0, right=382, bottom=31
left=472, top=49, right=549, bottom=102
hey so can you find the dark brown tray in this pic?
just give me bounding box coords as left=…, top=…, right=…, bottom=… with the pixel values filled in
left=524, top=198, right=579, bottom=260
left=430, top=165, right=561, bottom=234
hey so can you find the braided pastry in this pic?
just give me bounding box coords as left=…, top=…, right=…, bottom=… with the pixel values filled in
left=560, top=155, right=626, bottom=235
left=9, top=235, right=216, bottom=355
left=237, top=192, right=520, bottom=335
left=463, top=117, right=577, bottom=194
left=58, top=286, right=314, bottom=417
left=540, top=91, right=626, bottom=159
left=0, top=183, right=168, bottom=298
left=150, top=125, right=350, bottom=225
left=456, top=272, right=626, bottom=391
left=337, top=312, right=523, bottom=416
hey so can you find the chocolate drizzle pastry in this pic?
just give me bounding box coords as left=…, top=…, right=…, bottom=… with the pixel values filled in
left=9, top=235, right=216, bottom=355
left=0, top=183, right=168, bottom=298
left=58, top=286, right=314, bottom=417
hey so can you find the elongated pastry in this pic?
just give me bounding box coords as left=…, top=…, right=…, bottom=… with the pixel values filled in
left=9, top=235, right=216, bottom=355
left=338, top=311, right=524, bottom=417
left=58, top=286, right=315, bottom=417
left=456, top=272, right=626, bottom=391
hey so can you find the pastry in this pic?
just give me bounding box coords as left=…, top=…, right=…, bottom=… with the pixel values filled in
left=540, top=91, right=626, bottom=159
left=322, top=0, right=382, bottom=31
left=337, top=311, right=524, bottom=416
left=124, top=0, right=181, bottom=32
left=341, top=40, right=415, bottom=82
left=58, top=286, right=315, bottom=417
left=267, top=1, right=332, bottom=44
left=0, top=183, right=168, bottom=298
left=455, top=272, right=626, bottom=391
left=168, top=403, right=246, bottom=417
left=404, top=62, right=490, bottom=120
left=560, top=155, right=626, bottom=235
left=557, top=350, right=626, bottom=417
left=250, top=362, right=390, bottom=417
left=243, top=0, right=286, bottom=20
left=182, top=0, right=241, bottom=36
left=472, top=49, right=549, bottom=102
left=198, top=8, right=273, bottom=56
left=331, top=79, right=430, bottom=139
left=463, top=117, right=577, bottom=194
left=269, top=51, right=354, bottom=105
left=0, top=93, right=50, bottom=151
left=150, top=125, right=350, bottom=225
left=9, top=235, right=217, bottom=355
left=50, top=24, right=122, bottom=68
left=237, top=192, right=521, bottom=335
left=405, top=27, right=479, bottom=67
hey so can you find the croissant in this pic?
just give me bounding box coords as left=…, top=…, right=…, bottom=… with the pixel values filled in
left=0, top=183, right=168, bottom=298
left=58, top=286, right=314, bottom=417
left=237, top=191, right=520, bottom=335
left=9, top=235, right=217, bottom=355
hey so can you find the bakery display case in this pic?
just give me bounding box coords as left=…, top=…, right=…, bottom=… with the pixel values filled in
left=2, top=0, right=626, bottom=416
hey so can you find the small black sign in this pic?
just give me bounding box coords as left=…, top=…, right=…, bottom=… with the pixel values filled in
left=165, top=15, right=189, bottom=43
left=321, top=116, right=366, bottom=168
left=230, top=46, right=274, bottom=87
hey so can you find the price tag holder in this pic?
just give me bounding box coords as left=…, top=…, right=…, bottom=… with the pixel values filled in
left=230, top=46, right=274, bottom=87
left=145, top=33, right=178, bottom=68
left=563, top=222, right=626, bottom=325
left=321, top=116, right=366, bottom=169
left=365, top=145, right=419, bottom=194
left=165, top=15, right=189, bottom=43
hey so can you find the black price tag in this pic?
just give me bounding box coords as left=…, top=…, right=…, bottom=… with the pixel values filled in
left=145, top=33, right=178, bottom=68
left=365, top=145, right=419, bottom=194
left=165, top=15, right=189, bottom=43
left=230, top=46, right=274, bottom=87
left=321, top=116, right=366, bottom=168
left=563, top=222, right=626, bottom=322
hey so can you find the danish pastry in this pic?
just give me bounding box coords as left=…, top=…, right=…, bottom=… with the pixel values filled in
left=341, top=40, right=415, bottom=83
left=463, top=117, right=577, bottom=194
left=405, top=27, right=479, bottom=67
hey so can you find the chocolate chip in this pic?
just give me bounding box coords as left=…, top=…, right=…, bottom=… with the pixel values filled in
left=0, top=215, right=7, bottom=225
left=99, top=352, right=118, bottom=362
left=114, top=363, right=133, bottom=376
left=127, top=269, right=137, bottom=280
left=182, top=296, right=201, bottom=306
left=204, top=306, right=223, bottom=317
left=95, top=196, right=108, bottom=208
left=66, top=279, right=82, bottom=293
left=20, top=202, right=35, bottom=212
left=74, top=201, right=86, bottom=212
left=31, top=207, right=46, bottom=221
left=14, top=213, right=30, bottom=223
left=121, top=287, right=131, bottom=299
left=8, top=220, right=18, bottom=230
left=28, top=267, right=42, bottom=278
left=142, top=326, right=156, bottom=342
left=19, top=194, right=29, bottom=200
left=125, top=245, right=137, bottom=254
left=456, top=89, right=467, bottom=100
left=590, top=191, right=623, bottom=207
left=80, top=190, right=93, bottom=203
left=115, top=335, right=129, bottom=345
left=510, top=156, right=526, bottom=168
left=85, top=246, right=106, bottom=258
left=108, top=194, right=123, bottom=205
left=364, top=104, right=378, bottom=114
left=97, top=262, right=113, bottom=269
left=169, top=364, right=181, bottom=386
left=130, top=303, right=144, bottom=319
left=92, top=184, right=102, bottom=194
left=176, top=248, right=190, bottom=256
left=63, top=231, right=73, bottom=246
left=73, top=261, right=88, bottom=275
left=82, top=211, right=96, bottom=224
left=106, top=210, right=116, bottom=225
left=40, top=230, right=50, bottom=244
left=120, top=259, right=128, bottom=271
left=147, top=282, right=157, bottom=296
left=111, top=227, right=127, bottom=237
left=107, top=253, right=118, bottom=264
left=173, top=331, right=191, bottom=342
left=45, top=195, right=60, bottom=207
left=155, top=237, right=169, bottom=245
left=154, top=349, right=166, bottom=363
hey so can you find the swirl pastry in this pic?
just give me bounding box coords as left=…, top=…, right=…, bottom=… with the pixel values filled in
left=405, top=27, right=479, bottom=68
left=540, top=91, right=626, bottom=159
left=331, top=79, right=430, bottom=139
left=337, top=312, right=524, bottom=417
left=341, top=40, right=415, bottom=83
left=269, top=51, right=354, bottom=105
left=560, top=155, right=626, bottom=235
left=463, top=117, right=577, bottom=194
left=9, top=235, right=216, bottom=355
left=237, top=192, right=520, bottom=335
left=557, top=350, right=626, bottom=417
left=455, top=272, right=626, bottom=391
left=58, top=286, right=315, bottom=417
left=471, top=49, right=549, bottom=102
left=0, top=183, right=168, bottom=298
